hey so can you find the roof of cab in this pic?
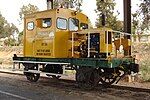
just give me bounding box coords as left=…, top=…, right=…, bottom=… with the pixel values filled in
left=24, top=8, right=88, bottom=19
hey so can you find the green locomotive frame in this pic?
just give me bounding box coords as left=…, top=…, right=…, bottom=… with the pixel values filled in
left=13, top=57, right=135, bottom=69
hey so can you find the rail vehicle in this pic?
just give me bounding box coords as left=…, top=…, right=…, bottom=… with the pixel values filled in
left=13, top=2, right=139, bottom=89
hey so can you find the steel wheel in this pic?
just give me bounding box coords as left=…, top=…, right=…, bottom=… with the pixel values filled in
left=76, top=67, right=99, bottom=90
left=26, top=73, right=40, bottom=82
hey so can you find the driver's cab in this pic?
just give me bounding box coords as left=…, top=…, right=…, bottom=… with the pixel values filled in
left=24, top=8, right=89, bottom=58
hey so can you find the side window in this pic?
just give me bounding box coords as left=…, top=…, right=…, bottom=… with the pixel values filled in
left=69, top=18, right=79, bottom=31
left=42, top=18, right=52, bottom=28
left=57, top=18, right=67, bottom=30
left=80, top=23, right=88, bottom=29
left=105, top=31, right=112, bottom=44
left=27, top=22, right=34, bottom=30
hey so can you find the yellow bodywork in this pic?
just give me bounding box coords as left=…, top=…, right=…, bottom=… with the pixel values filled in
left=24, top=8, right=131, bottom=59
left=24, top=8, right=88, bottom=58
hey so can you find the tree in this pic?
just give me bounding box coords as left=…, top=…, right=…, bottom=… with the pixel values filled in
left=53, top=0, right=83, bottom=12
left=18, top=4, right=39, bottom=45
left=95, top=0, right=123, bottom=31
left=0, top=13, right=6, bottom=38
left=131, top=0, right=150, bottom=42
left=132, top=12, right=140, bottom=41
left=0, top=12, right=18, bottom=40
left=18, top=31, right=23, bottom=45
left=132, top=13, right=139, bottom=34
left=138, top=0, right=150, bottom=30
left=73, top=0, right=83, bottom=12
left=19, top=3, right=39, bottom=21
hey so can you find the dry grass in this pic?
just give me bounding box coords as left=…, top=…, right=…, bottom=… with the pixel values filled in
left=133, top=43, right=150, bottom=82
left=0, top=46, right=23, bottom=65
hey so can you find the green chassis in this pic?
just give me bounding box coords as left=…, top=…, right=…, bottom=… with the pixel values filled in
left=13, top=56, right=135, bottom=69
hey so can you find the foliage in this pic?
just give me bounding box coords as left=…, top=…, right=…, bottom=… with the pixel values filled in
left=19, top=3, right=39, bottom=21
left=0, top=13, right=5, bottom=36
left=95, top=0, right=123, bottom=31
left=133, top=0, right=150, bottom=32
left=131, top=0, right=150, bottom=42
left=73, top=0, right=83, bottom=12
left=133, top=43, right=150, bottom=82
left=140, top=57, right=150, bottom=82
left=4, top=38, right=16, bottom=46
left=53, top=0, right=83, bottom=12
left=138, top=44, right=150, bottom=82
left=18, top=31, right=23, bottom=45
left=138, top=0, right=150, bottom=30
left=132, top=13, right=139, bottom=34
left=18, top=4, right=39, bottom=45
left=0, top=12, right=18, bottom=39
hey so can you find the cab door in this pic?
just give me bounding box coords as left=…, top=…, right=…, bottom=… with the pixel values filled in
left=33, top=18, right=54, bottom=58
left=24, top=17, right=36, bottom=57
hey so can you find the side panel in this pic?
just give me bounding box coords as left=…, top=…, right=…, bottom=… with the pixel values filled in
left=54, top=31, right=69, bottom=58
left=24, top=10, right=56, bottom=58
left=34, top=38, right=54, bottom=58
left=54, top=8, right=89, bottom=58
left=100, top=30, right=112, bottom=53
left=24, top=16, right=36, bottom=57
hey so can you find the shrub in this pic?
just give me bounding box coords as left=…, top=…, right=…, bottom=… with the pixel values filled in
left=140, top=60, right=150, bottom=81
left=132, top=43, right=150, bottom=82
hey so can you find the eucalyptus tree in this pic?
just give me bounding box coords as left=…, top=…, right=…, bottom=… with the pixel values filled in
left=53, top=0, right=83, bottom=12
left=138, top=0, right=150, bottom=31
left=95, top=0, right=123, bottom=31
left=19, top=3, right=39, bottom=21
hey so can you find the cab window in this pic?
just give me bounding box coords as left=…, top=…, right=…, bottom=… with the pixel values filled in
left=80, top=23, right=88, bottom=29
left=27, top=22, right=34, bottom=30
left=42, top=18, right=52, bottom=28
left=69, top=18, right=79, bottom=31
left=37, top=18, right=52, bottom=28
left=57, top=18, right=67, bottom=30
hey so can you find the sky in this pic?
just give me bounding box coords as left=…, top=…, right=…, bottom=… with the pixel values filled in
left=0, top=0, right=140, bottom=32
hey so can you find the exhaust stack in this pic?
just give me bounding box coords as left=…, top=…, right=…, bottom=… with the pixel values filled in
left=47, top=0, right=53, bottom=10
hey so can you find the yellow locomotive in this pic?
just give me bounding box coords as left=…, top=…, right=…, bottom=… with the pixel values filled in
left=24, top=8, right=130, bottom=59
left=13, top=1, right=139, bottom=89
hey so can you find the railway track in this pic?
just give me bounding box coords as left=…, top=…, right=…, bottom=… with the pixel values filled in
left=40, top=77, right=150, bottom=93
left=0, top=70, right=149, bottom=94
left=109, top=84, right=150, bottom=93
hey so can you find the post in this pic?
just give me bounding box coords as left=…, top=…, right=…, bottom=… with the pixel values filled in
left=12, top=62, right=15, bottom=71
left=87, top=32, right=90, bottom=57
left=124, top=0, right=132, bottom=82
left=124, top=0, right=131, bottom=55
left=106, top=31, right=108, bottom=57
left=72, top=32, right=74, bottom=57
left=124, top=0, right=131, bottom=36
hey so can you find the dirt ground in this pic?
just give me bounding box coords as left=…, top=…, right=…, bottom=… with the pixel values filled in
left=0, top=72, right=149, bottom=100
